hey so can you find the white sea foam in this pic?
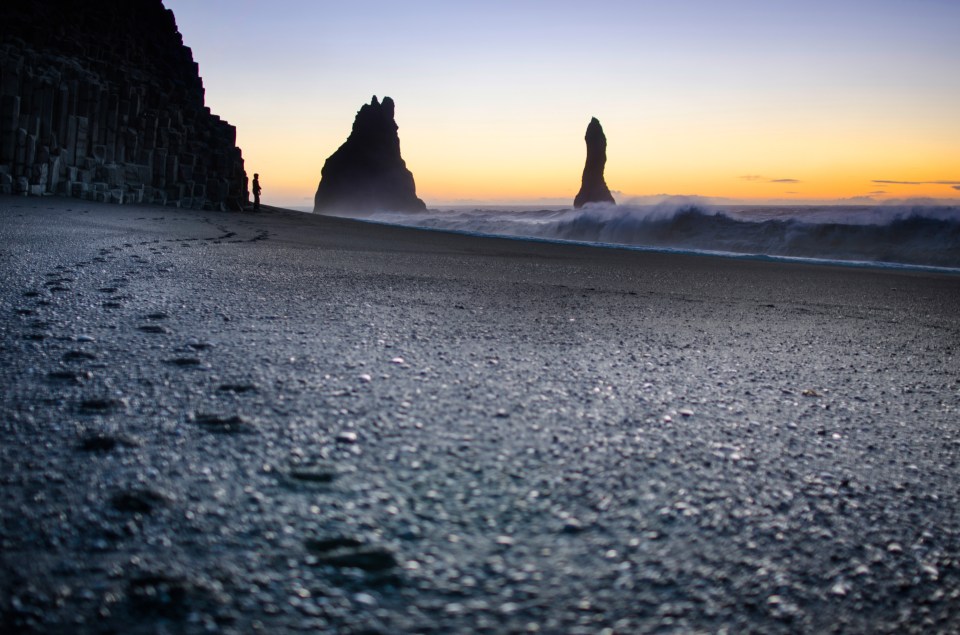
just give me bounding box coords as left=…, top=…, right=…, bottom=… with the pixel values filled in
left=343, top=198, right=960, bottom=271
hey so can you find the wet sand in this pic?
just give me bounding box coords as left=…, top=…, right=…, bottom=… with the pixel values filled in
left=2, top=195, right=959, bottom=634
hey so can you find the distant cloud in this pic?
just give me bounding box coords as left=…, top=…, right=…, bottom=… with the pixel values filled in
left=739, top=175, right=802, bottom=184
left=954, top=185, right=960, bottom=191
left=872, top=179, right=960, bottom=186
left=868, top=190, right=887, bottom=195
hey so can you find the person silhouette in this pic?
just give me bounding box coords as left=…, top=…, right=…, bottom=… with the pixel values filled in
left=252, top=173, right=261, bottom=211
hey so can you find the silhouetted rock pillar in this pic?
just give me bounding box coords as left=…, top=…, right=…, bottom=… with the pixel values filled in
left=314, top=95, right=426, bottom=214
left=573, top=117, right=616, bottom=208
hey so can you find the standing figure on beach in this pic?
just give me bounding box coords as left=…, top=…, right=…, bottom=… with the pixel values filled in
left=252, top=173, right=262, bottom=211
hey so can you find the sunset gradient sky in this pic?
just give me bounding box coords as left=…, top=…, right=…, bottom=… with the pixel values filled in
left=165, top=0, right=960, bottom=208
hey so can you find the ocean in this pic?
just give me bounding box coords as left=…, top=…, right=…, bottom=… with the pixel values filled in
left=306, top=199, right=960, bottom=273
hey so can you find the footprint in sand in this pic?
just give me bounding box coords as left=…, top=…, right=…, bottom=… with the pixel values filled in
left=78, top=397, right=123, bottom=414
left=279, top=461, right=340, bottom=490
left=217, top=383, right=257, bottom=394
left=303, top=537, right=398, bottom=572
left=165, top=357, right=203, bottom=368
left=78, top=431, right=141, bottom=452
left=191, top=412, right=255, bottom=434
left=62, top=350, right=97, bottom=362
left=44, top=277, right=73, bottom=293
left=138, top=325, right=171, bottom=334
left=48, top=370, right=92, bottom=384
left=110, top=487, right=173, bottom=514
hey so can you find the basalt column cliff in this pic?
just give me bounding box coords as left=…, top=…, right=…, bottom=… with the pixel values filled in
left=0, top=1, right=248, bottom=209
left=315, top=96, right=426, bottom=214
left=573, top=117, right=616, bottom=208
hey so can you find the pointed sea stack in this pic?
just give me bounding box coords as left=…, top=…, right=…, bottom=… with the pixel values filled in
left=314, top=96, right=426, bottom=214
left=573, top=118, right=616, bottom=208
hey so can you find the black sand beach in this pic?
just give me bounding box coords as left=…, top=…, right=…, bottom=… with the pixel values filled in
left=2, top=196, right=959, bottom=634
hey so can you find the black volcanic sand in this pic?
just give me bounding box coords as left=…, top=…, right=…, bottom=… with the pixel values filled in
left=1, top=195, right=959, bottom=634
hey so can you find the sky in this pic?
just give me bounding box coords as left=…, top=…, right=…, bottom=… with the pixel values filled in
left=164, top=0, right=960, bottom=208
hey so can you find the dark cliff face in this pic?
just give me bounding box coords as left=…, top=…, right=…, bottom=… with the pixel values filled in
left=0, top=0, right=247, bottom=209
left=573, top=117, right=616, bottom=209
left=314, top=96, right=426, bottom=214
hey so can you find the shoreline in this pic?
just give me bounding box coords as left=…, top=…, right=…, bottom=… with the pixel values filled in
left=337, top=212, right=960, bottom=276
left=288, top=199, right=960, bottom=274
left=12, top=194, right=959, bottom=276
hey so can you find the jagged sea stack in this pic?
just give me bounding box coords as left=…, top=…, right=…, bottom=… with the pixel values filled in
left=314, top=96, right=426, bottom=214
left=573, top=117, right=616, bottom=208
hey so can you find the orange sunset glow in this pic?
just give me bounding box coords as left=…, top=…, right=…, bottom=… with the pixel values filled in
left=165, top=0, right=960, bottom=208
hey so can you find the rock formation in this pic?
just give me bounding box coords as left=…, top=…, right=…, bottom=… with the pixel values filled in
left=0, top=0, right=247, bottom=209
left=573, top=117, right=615, bottom=208
left=314, top=96, right=426, bottom=214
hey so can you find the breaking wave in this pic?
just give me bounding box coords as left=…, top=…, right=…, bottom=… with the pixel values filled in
left=361, top=199, right=960, bottom=271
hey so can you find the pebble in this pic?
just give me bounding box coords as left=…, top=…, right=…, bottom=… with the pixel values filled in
left=562, top=518, right=585, bottom=534
left=829, top=580, right=851, bottom=596
left=336, top=431, right=358, bottom=444
left=354, top=592, right=377, bottom=606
